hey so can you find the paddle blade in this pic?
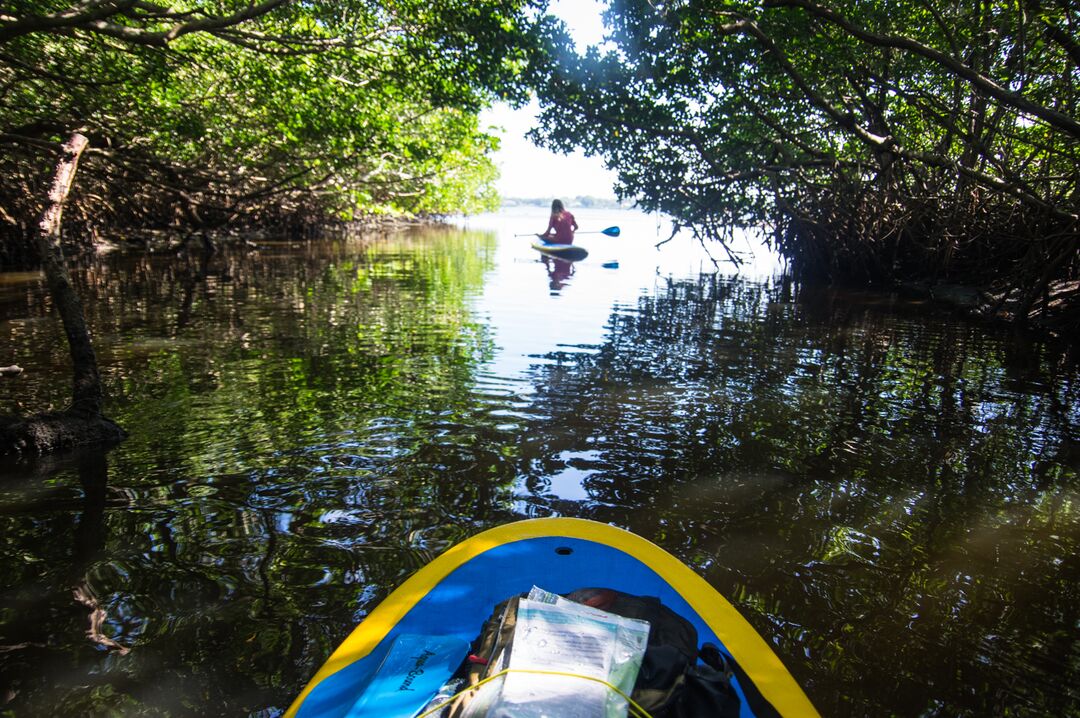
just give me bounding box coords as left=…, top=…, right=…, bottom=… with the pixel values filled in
left=601, top=226, right=621, bottom=237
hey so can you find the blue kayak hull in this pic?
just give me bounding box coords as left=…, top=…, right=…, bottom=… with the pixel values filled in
left=286, top=518, right=817, bottom=718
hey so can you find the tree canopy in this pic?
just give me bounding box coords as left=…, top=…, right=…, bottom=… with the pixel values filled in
left=1, top=0, right=548, bottom=259
left=528, top=0, right=1079, bottom=327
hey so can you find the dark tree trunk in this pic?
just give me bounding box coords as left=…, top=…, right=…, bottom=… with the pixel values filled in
left=1, top=132, right=126, bottom=455
left=35, top=132, right=102, bottom=416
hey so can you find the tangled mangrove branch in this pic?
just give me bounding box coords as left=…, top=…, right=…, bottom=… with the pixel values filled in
left=1, top=0, right=545, bottom=269
left=1, top=131, right=127, bottom=454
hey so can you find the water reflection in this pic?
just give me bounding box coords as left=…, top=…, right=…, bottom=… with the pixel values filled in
left=542, top=255, right=575, bottom=292
left=0, top=215, right=1077, bottom=716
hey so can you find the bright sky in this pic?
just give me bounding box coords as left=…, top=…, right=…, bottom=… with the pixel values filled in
left=481, top=0, right=618, bottom=200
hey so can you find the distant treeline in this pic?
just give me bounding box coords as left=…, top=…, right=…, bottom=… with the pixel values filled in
left=500, top=196, right=628, bottom=210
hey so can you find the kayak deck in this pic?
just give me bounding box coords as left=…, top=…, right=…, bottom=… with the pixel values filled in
left=286, top=518, right=817, bottom=718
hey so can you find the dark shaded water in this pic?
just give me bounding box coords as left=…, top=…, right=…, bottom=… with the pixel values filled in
left=1, top=210, right=1077, bottom=716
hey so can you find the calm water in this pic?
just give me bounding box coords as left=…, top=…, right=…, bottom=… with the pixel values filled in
left=0, top=209, right=1077, bottom=716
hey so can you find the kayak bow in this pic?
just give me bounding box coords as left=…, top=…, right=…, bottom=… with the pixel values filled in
left=286, top=518, right=818, bottom=718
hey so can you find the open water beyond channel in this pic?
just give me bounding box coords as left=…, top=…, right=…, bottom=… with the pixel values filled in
left=0, top=208, right=1077, bottom=716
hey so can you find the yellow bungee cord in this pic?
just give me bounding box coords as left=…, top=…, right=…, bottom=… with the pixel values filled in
left=415, top=667, right=655, bottom=718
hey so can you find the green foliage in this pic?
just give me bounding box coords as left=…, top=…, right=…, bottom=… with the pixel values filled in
left=0, top=0, right=546, bottom=231
left=528, top=0, right=1079, bottom=310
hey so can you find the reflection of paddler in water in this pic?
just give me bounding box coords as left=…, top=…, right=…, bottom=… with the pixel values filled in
left=543, top=255, right=575, bottom=291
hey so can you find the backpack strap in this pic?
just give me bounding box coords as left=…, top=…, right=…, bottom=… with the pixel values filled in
left=446, top=596, right=520, bottom=718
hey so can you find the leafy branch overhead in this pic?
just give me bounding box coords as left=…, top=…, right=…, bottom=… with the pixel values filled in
left=0, top=0, right=548, bottom=244
left=0, top=0, right=293, bottom=46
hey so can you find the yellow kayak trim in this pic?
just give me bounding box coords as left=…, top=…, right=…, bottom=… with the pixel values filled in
left=284, top=517, right=819, bottom=718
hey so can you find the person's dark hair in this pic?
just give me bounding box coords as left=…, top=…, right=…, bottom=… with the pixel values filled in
left=550, top=199, right=565, bottom=215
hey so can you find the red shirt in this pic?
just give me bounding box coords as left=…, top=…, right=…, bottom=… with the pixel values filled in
left=545, top=211, right=578, bottom=244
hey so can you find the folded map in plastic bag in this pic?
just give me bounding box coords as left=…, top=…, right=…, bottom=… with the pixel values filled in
left=487, top=586, right=650, bottom=718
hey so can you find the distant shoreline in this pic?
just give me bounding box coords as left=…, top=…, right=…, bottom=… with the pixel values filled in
left=500, top=196, right=629, bottom=210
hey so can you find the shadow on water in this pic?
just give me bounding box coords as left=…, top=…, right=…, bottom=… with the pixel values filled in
left=0, top=221, right=1077, bottom=715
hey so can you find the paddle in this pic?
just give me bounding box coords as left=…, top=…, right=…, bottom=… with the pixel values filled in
left=579, top=226, right=621, bottom=237
left=513, top=226, right=621, bottom=237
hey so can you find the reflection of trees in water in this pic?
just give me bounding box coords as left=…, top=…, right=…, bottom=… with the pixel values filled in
left=0, top=452, right=131, bottom=713
left=13, top=229, right=498, bottom=460
left=70, top=452, right=129, bottom=655
left=0, top=230, right=517, bottom=713
left=2, top=229, right=499, bottom=410
left=2, top=249, right=1076, bottom=715
left=0, top=431, right=518, bottom=712
left=519, top=275, right=1079, bottom=716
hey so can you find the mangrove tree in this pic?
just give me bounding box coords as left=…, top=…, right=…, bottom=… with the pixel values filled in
left=528, top=0, right=1079, bottom=332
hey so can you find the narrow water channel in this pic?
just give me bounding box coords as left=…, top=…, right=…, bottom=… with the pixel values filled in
left=0, top=209, right=1077, bottom=716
